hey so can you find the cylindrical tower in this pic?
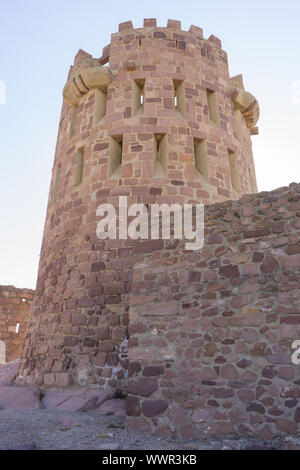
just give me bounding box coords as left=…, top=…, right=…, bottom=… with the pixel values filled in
left=18, top=19, right=260, bottom=388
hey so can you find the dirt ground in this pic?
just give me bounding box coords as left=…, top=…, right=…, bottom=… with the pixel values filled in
left=0, top=408, right=299, bottom=450
left=0, top=361, right=299, bottom=450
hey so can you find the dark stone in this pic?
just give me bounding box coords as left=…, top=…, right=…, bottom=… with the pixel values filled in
left=237, top=359, right=252, bottom=369
left=127, top=378, right=158, bottom=397
left=219, top=265, right=240, bottom=278
left=243, top=229, right=270, bottom=238
left=247, top=403, right=265, bottom=415
left=91, top=262, right=105, bottom=272
left=268, top=406, right=283, bottom=416
left=262, top=365, right=277, bottom=378
left=128, top=362, right=141, bottom=377
left=213, top=388, right=234, bottom=398
left=295, top=408, right=300, bottom=422
left=143, top=366, right=164, bottom=377
left=207, top=400, right=219, bottom=407
left=260, top=256, right=280, bottom=273
left=252, top=252, right=264, bottom=262
left=126, top=396, right=141, bottom=416
left=142, top=400, right=168, bottom=417
left=285, top=399, right=297, bottom=408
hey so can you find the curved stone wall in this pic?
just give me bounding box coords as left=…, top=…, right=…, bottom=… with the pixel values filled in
left=18, top=19, right=259, bottom=388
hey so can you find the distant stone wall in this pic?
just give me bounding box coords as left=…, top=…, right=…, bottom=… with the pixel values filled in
left=0, top=286, right=34, bottom=363
left=18, top=18, right=259, bottom=389
left=126, top=182, right=300, bottom=439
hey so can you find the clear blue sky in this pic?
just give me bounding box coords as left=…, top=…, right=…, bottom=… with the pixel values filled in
left=0, top=0, right=299, bottom=289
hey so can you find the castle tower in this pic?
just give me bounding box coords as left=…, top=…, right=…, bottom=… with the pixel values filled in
left=18, top=19, right=259, bottom=388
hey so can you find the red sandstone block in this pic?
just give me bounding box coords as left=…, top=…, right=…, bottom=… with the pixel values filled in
left=103, top=282, right=126, bottom=295
left=126, top=395, right=141, bottom=416
left=76, top=297, right=95, bottom=308
left=144, top=18, right=157, bottom=27
left=91, top=262, right=105, bottom=272
left=164, top=98, right=173, bottom=109
left=118, top=21, right=133, bottom=32
left=94, top=143, right=109, bottom=151
left=139, top=301, right=178, bottom=316
left=55, top=372, right=72, bottom=387
left=99, top=341, right=115, bottom=352
left=188, top=25, right=203, bottom=39
left=167, top=19, right=181, bottom=30
left=127, top=377, right=158, bottom=397
left=153, top=31, right=166, bottom=39
left=95, top=352, right=106, bottom=366
left=44, top=373, right=55, bottom=386
left=131, top=239, right=164, bottom=255
left=282, top=254, right=300, bottom=271
left=208, top=34, right=222, bottom=48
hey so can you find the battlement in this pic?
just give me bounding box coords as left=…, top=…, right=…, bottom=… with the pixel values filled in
left=113, top=18, right=222, bottom=48
left=94, top=19, right=224, bottom=65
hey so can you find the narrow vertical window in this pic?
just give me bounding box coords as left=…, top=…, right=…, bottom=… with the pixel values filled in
left=69, top=105, right=78, bottom=139
left=133, top=79, right=145, bottom=116
left=174, top=80, right=186, bottom=117
left=94, top=88, right=107, bottom=125
left=154, top=134, right=168, bottom=178
left=53, top=164, right=61, bottom=204
left=228, top=150, right=241, bottom=193
left=75, top=147, right=84, bottom=186
left=109, top=135, right=123, bottom=179
left=206, top=89, right=220, bottom=126
left=194, top=139, right=209, bottom=182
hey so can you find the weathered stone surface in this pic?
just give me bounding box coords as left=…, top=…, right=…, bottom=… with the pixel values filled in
left=126, top=396, right=141, bottom=416
left=246, top=403, right=265, bottom=414
left=191, top=408, right=211, bottom=423
left=0, top=359, right=20, bottom=385
left=0, top=386, right=42, bottom=409
left=97, top=398, right=126, bottom=416
left=141, top=400, right=168, bottom=417
left=42, top=387, right=114, bottom=411
left=221, top=364, right=239, bottom=380
left=127, top=378, right=158, bottom=397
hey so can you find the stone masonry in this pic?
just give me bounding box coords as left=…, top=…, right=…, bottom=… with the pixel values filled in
left=18, top=19, right=259, bottom=391
left=126, top=182, right=300, bottom=439
left=0, top=286, right=34, bottom=363
left=15, top=20, right=300, bottom=440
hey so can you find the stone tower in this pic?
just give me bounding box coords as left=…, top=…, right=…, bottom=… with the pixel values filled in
left=18, top=19, right=259, bottom=388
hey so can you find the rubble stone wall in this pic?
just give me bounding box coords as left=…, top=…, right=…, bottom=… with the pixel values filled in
left=126, top=182, right=300, bottom=439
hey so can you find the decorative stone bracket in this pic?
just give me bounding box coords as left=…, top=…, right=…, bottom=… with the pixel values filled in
left=63, top=58, right=114, bottom=106
left=230, top=75, right=260, bottom=130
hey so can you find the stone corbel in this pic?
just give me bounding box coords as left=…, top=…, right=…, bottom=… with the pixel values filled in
left=63, top=61, right=114, bottom=106
left=230, top=75, right=260, bottom=130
